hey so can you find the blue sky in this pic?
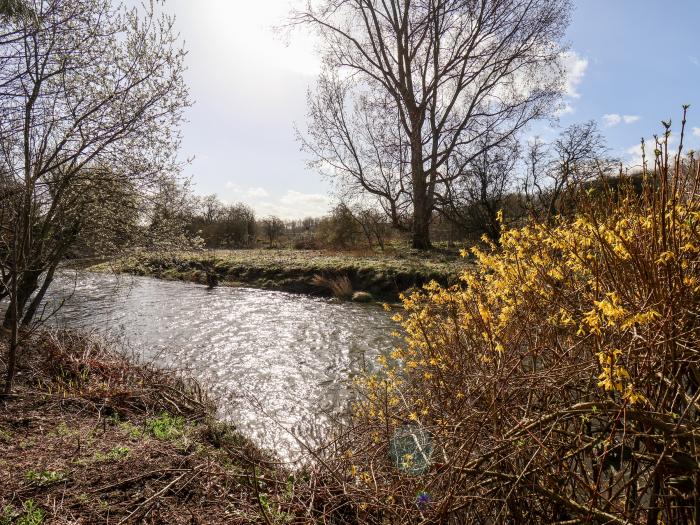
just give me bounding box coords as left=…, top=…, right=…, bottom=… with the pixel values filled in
left=160, top=0, right=700, bottom=219
left=558, top=1, right=700, bottom=165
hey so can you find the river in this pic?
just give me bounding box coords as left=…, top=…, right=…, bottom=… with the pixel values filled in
left=44, top=271, right=396, bottom=459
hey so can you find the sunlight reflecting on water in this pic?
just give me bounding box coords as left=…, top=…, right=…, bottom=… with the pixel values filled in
left=45, top=271, right=395, bottom=458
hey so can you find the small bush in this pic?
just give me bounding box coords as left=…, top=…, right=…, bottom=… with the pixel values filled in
left=0, top=506, right=14, bottom=525
left=1, top=502, right=45, bottom=525
left=315, top=204, right=362, bottom=249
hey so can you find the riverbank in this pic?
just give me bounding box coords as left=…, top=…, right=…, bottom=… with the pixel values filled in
left=89, top=248, right=467, bottom=301
left=0, top=331, right=297, bottom=524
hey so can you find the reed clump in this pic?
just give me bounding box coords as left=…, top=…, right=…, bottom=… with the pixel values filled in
left=311, top=274, right=354, bottom=300
left=305, top=112, right=700, bottom=523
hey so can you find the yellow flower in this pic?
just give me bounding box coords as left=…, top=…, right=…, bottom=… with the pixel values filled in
left=656, top=251, right=675, bottom=265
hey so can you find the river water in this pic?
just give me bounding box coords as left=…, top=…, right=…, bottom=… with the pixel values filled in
left=44, top=271, right=396, bottom=459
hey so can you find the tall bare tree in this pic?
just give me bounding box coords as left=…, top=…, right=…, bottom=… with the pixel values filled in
left=0, top=0, right=190, bottom=394
left=296, top=0, right=572, bottom=249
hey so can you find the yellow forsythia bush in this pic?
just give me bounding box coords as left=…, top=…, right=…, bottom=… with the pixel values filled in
left=326, top=131, right=700, bottom=524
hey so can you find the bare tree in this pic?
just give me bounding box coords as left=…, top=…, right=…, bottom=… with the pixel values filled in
left=197, top=194, right=224, bottom=225
left=296, top=0, right=572, bottom=249
left=524, top=121, right=611, bottom=219
left=261, top=216, right=285, bottom=247
left=353, top=205, right=389, bottom=250
left=0, top=0, right=189, bottom=394
left=438, top=135, right=520, bottom=241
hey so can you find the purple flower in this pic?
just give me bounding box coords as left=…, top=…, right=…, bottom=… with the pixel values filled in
left=416, top=491, right=430, bottom=508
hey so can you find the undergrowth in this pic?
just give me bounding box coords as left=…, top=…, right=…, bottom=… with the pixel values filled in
left=0, top=331, right=289, bottom=524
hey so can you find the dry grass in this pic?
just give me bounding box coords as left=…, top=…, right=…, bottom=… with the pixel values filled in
left=310, top=274, right=353, bottom=299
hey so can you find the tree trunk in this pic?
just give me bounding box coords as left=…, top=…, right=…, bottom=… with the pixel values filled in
left=22, top=263, right=57, bottom=326
left=411, top=136, right=432, bottom=250
left=412, top=207, right=431, bottom=250
left=3, top=269, right=41, bottom=329
left=3, top=267, right=19, bottom=395
left=3, top=313, right=18, bottom=395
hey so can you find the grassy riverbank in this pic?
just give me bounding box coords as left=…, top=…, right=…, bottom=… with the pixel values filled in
left=89, top=248, right=467, bottom=301
left=0, top=331, right=296, bottom=524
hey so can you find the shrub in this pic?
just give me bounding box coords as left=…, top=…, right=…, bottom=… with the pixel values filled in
left=315, top=204, right=363, bottom=249
left=292, top=237, right=319, bottom=250
left=317, top=116, right=700, bottom=523
left=14, top=501, right=44, bottom=525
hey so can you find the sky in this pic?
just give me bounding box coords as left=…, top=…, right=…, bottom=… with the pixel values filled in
left=155, top=0, right=700, bottom=219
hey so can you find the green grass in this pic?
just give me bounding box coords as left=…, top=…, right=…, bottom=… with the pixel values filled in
left=25, top=470, right=64, bottom=486
left=0, top=428, right=11, bottom=443
left=0, top=506, right=12, bottom=525
left=145, top=412, right=186, bottom=441
left=1, top=501, right=45, bottom=525
left=118, top=420, right=145, bottom=441
left=89, top=446, right=130, bottom=463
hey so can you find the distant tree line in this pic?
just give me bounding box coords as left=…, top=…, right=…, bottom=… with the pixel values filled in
left=174, top=119, right=621, bottom=253
left=177, top=194, right=394, bottom=251
left=183, top=194, right=257, bottom=248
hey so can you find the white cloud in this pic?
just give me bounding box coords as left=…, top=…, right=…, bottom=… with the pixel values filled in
left=551, top=50, right=588, bottom=115
left=256, top=190, right=333, bottom=219
left=603, top=114, right=622, bottom=127
left=693, top=127, right=700, bottom=138
left=555, top=103, right=575, bottom=117
left=603, top=113, right=641, bottom=127
left=561, top=51, right=588, bottom=99
left=224, top=184, right=271, bottom=199
left=245, top=187, right=270, bottom=198
left=691, top=56, right=700, bottom=67
left=625, top=135, right=677, bottom=168
left=219, top=185, right=333, bottom=219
